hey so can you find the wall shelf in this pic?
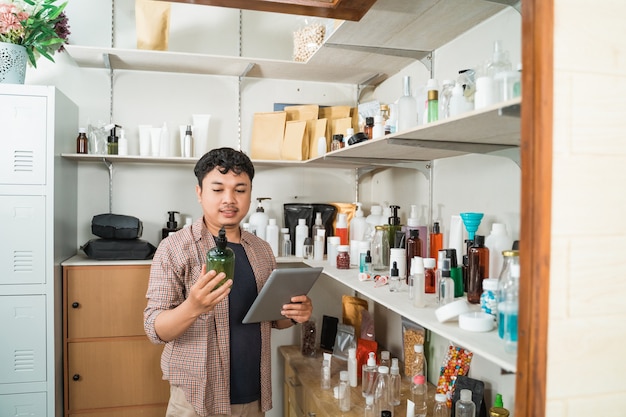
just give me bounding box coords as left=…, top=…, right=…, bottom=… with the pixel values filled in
left=64, top=0, right=510, bottom=86
left=297, top=258, right=517, bottom=372
left=62, top=97, right=520, bottom=168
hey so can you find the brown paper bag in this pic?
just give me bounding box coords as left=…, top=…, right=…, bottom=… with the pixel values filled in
left=285, top=104, right=320, bottom=122
left=135, top=0, right=171, bottom=51
left=307, top=118, right=328, bottom=159
left=331, top=117, right=353, bottom=138
left=281, top=120, right=308, bottom=161
left=319, top=106, right=351, bottom=120
left=250, top=112, right=287, bottom=160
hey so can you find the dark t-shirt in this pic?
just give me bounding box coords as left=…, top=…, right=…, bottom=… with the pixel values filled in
left=227, top=242, right=262, bottom=404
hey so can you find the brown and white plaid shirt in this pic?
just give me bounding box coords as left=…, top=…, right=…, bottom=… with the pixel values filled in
left=144, top=217, right=276, bottom=416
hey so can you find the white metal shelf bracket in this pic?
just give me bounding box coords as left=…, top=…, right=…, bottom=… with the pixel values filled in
left=101, top=158, right=114, bottom=213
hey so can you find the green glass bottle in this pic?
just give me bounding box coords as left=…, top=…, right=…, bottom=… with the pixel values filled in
left=206, top=226, right=235, bottom=291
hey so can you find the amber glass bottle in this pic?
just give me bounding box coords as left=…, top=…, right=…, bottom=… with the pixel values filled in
left=429, top=222, right=443, bottom=267
left=467, top=235, right=490, bottom=303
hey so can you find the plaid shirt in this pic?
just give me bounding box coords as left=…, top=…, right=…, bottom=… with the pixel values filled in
left=144, top=217, right=276, bottom=416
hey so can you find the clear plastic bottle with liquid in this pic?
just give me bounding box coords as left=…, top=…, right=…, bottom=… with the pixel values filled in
left=373, top=366, right=391, bottom=417
left=397, top=76, right=418, bottom=131
left=433, top=393, right=450, bottom=417
left=389, top=358, right=401, bottom=406
left=455, top=389, right=476, bottom=417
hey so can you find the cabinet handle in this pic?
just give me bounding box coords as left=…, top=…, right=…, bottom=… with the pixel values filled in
left=72, top=374, right=80, bottom=381
left=72, top=302, right=79, bottom=308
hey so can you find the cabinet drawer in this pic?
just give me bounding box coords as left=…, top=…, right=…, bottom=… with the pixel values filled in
left=68, top=404, right=167, bottom=417
left=67, top=339, right=169, bottom=411
left=0, top=195, right=46, bottom=285
left=0, top=93, right=47, bottom=185
left=0, top=295, right=46, bottom=384
left=66, top=265, right=150, bottom=338
left=0, top=392, right=46, bottom=416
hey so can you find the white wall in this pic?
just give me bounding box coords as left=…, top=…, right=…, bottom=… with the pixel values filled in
left=25, top=3, right=522, bottom=416
left=547, top=1, right=626, bottom=416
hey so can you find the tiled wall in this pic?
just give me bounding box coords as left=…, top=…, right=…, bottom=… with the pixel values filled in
left=547, top=0, right=626, bottom=415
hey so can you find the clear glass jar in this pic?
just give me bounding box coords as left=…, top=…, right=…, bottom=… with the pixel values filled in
left=337, top=245, right=350, bottom=269
left=300, top=318, right=316, bottom=356
left=371, top=225, right=390, bottom=271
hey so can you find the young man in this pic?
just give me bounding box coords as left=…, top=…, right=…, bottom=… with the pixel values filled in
left=144, top=147, right=313, bottom=417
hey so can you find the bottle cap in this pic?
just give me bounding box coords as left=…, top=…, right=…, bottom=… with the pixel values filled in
left=474, top=235, right=485, bottom=246
left=337, top=245, right=350, bottom=252
left=268, top=218, right=277, bottom=226
left=167, top=211, right=179, bottom=228
left=367, top=352, right=376, bottom=366
left=340, top=370, right=348, bottom=381
left=298, top=218, right=306, bottom=225
left=412, top=375, right=425, bottom=385
left=381, top=350, right=390, bottom=360
left=460, top=389, right=472, bottom=401
left=483, top=278, right=499, bottom=291
left=435, top=393, right=447, bottom=403
left=426, top=78, right=439, bottom=90
left=377, top=365, right=389, bottom=374
left=411, top=256, right=424, bottom=274
left=443, top=249, right=458, bottom=268
left=215, top=226, right=228, bottom=250
left=365, top=116, right=374, bottom=125
left=432, top=221, right=440, bottom=234
left=390, top=261, right=399, bottom=277
left=423, top=257, right=436, bottom=269
left=365, top=250, right=372, bottom=263
left=280, top=228, right=289, bottom=234
left=78, top=127, right=86, bottom=133
left=494, top=393, right=504, bottom=408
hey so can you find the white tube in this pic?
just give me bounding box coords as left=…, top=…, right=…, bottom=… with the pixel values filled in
left=138, top=125, right=152, bottom=156
left=150, top=127, right=162, bottom=157
left=192, top=114, right=211, bottom=157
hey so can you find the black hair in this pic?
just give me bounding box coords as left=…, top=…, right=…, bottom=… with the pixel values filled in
left=194, top=147, right=255, bottom=187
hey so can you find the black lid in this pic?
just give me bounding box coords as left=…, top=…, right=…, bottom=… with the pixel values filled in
left=332, top=134, right=344, bottom=141
left=382, top=412, right=392, bottom=417
left=185, top=124, right=192, bottom=135
left=409, top=229, right=420, bottom=238
left=215, top=226, right=228, bottom=250
left=444, top=248, right=458, bottom=268
left=390, top=261, right=398, bottom=277
left=365, top=250, right=371, bottom=263
left=512, top=240, right=520, bottom=250
left=474, top=234, right=485, bottom=246
left=433, top=221, right=440, bottom=234
left=388, top=205, right=401, bottom=226
left=365, top=116, right=374, bottom=125
left=167, top=211, right=179, bottom=228
left=441, top=258, right=451, bottom=276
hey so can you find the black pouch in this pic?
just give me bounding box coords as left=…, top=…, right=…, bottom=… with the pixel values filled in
left=81, top=238, right=156, bottom=260
left=320, top=315, right=339, bottom=351
left=451, top=375, right=487, bottom=417
left=91, top=213, right=143, bottom=239
left=283, top=203, right=337, bottom=254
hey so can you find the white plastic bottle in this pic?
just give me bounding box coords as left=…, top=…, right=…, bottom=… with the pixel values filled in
left=372, top=114, right=385, bottom=138
left=449, top=82, right=467, bottom=118
left=347, top=347, right=358, bottom=387
left=455, top=389, right=476, bottom=417
left=365, top=204, right=384, bottom=240
left=249, top=198, right=270, bottom=240
left=117, top=128, right=128, bottom=155
left=485, top=223, right=514, bottom=279
left=397, top=76, right=418, bottom=131
left=314, top=228, right=326, bottom=261
left=295, top=218, right=308, bottom=258
left=335, top=213, right=348, bottom=246
left=266, top=218, right=279, bottom=257
left=350, top=202, right=367, bottom=242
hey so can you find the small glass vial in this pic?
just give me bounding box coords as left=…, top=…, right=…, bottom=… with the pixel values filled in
left=76, top=127, right=88, bottom=154
left=364, top=394, right=375, bottom=417
left=364, top=116, right=374, bottom=139
left=282, top=234, right=292, bottom=257
left=336, top=245, right=350, bottom=269
left=424, top=257, right=437, bottom=294
left=388, top=261, right=402, bottom=292
left=331, top=134, right=344, bottom=151
left=338, top=370, right=351, bottom=412
left=480, top=278, right=499, bottom=318
left=321, top=359, right=331, bottom=390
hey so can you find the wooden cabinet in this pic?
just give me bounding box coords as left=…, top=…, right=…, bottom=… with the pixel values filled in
left=62, top=260, right=169, bottom=416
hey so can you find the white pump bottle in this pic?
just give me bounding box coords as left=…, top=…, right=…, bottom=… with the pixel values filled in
left=249, top=197, right=270, bottom=240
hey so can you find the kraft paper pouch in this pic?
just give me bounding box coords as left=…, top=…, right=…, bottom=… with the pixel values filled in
left=331, top=117, right=353, bottom=138
left=135, top=0, right=171, bottom=51
left=281, top=120, right=308, bottom=161
left=250, top=111, right=286, bottom=160
left=319, top=105, right=351, bottom=120
left=342, top=295, right=369, bottom=341
left=285, top=104, right=319, bottom=122
left=307, top=118, right=327, bottom=159
left=351, top=107, right=360, bottom=132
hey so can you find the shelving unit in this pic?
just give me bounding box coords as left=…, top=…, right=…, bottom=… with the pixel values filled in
left=61, top=96, right=520, bottom=167
left=279, top=257, right=517, bottom=373
left=64, top=0, right=511, bottom=85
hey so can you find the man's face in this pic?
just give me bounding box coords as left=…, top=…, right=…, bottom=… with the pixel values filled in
left=195, top=167, right=252, bottom=236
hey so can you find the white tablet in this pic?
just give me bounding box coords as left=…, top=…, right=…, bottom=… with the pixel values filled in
left=242, top=266, right=323, bottom=324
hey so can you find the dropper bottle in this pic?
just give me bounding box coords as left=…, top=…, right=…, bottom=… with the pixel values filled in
left=249, top=197, right=270, bottom=240
left=206, top=226, right=235, bottom=291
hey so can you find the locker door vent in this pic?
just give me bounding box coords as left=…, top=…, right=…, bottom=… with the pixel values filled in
left=14, top=251, right=34, bottom=272
left=13, top=150, right=35, bottom=172
left=14, top=349, right=36, bottom=372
